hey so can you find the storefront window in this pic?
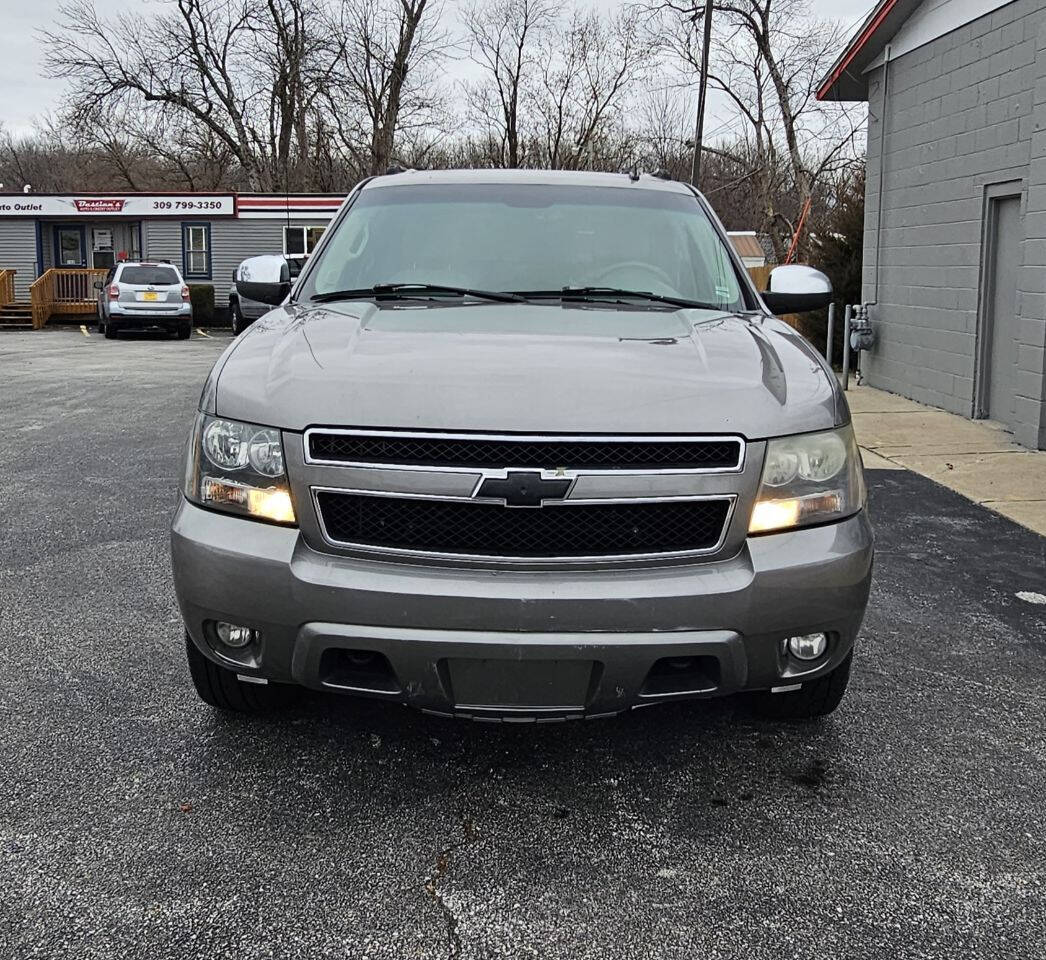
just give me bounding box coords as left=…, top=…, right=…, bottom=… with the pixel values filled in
left=283, top=225, right=325, bottom=256
left=182, top=223, right=211, bottom=278
left=57, top=226, right=85, bottom=267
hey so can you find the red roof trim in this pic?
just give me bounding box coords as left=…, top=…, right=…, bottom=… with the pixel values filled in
left=0, top=191, right=344, bottom=200
left=817, top=0, right=901, bottom=100
left=237, top=196, right=343, bottom=206
left=0, top=190, right=232, bottom=198
left=237, top=203, right=342, bottom=211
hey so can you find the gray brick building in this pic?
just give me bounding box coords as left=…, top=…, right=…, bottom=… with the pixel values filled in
left=819, top=0, right=1046, bottom=450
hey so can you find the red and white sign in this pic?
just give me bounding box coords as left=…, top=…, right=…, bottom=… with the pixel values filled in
left=74, top=198, right=126, bottom=213
left=0, top=194, right=235, bottom=217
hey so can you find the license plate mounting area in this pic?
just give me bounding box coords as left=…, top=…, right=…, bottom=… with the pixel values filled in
left=444, top=658, right=596, bottom=712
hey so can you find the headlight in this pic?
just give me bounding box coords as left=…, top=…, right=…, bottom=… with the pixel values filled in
left=749, top=425, right=865, bottom=534
left=184, top=414, right=296, bottom=525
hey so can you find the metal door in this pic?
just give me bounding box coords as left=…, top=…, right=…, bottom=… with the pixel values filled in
left=977, top=195, right=1022, bottom=427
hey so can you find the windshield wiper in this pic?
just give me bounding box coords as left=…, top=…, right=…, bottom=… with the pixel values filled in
left=515, top=286, right=726, bottom=311
left=310, top=283, right=526, bottom=304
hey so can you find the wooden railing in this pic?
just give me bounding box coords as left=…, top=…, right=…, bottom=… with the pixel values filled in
left=30, top=268, right=108, bottom=329
left=0, top=269, right=15, bottom=307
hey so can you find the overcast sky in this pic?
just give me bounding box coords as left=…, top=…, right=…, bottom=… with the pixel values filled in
left=1, top=0, right=875, bottom=137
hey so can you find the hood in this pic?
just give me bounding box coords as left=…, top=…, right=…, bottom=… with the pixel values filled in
left=210, top=301, right=844, bottom=439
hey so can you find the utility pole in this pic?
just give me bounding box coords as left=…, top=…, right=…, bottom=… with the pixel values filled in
left=690, top=0, right=714, bottom=188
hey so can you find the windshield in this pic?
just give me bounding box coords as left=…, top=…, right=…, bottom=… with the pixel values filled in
left=299, top=183, right=748, bottom=310
left=119, top=265, right=180, bottom=285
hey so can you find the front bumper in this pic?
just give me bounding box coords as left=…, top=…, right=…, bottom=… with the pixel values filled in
left=171, top=500, right=873, bottom=718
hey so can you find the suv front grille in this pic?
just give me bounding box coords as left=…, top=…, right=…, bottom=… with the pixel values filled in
left=315, top=492, right=732, bottom=559
left=307, top=432, right=743, bottom=471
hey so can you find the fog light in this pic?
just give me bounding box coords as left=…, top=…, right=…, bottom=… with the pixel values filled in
left=787, top=632, right=828, bottom=661
left=215, top=621, right=257, bottom=649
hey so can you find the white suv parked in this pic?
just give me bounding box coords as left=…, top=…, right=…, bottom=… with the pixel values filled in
left=95, top=261, right=193, bottom=339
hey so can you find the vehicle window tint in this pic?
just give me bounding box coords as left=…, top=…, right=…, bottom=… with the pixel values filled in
left=119, top=266, right=180, bottom=285
left=305, top=184, right=746, bottom=310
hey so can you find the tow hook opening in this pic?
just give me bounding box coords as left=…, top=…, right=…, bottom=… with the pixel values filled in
left=319, top=648, right=402, bottom=694
left=640, top=656, right=721, bottom=698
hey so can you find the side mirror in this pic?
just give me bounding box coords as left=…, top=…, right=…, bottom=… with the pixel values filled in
left=235, top=255, right=292, bottom=306
left=93, top=280, right=104, bottom=290
left=762, top=265, right=832, bottom=315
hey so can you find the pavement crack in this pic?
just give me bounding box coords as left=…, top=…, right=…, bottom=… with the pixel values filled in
left=424, top=810, right=481, bottom=960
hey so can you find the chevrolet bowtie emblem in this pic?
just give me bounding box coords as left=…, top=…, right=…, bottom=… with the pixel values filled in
left=475, top=471, right=572, bottom=507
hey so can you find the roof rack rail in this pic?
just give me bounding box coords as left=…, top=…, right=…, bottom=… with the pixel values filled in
left=384, top=165, right=408, bottom=175
left=650, top=168, right=673, bottom=181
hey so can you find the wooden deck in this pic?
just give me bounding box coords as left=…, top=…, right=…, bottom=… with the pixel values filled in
left=29, top=268, right=107, bottom=329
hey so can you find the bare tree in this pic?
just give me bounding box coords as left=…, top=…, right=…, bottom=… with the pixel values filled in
left=463, top=0, right=554, bottom=168
left=70, top=104, right=247, bottom=190
left=534, top=6, right=653, bottom=169
left=715, top=0, right=862, bottom=257
left=643, top=0, right=864, bottom=257
left=41, top=0, right=337, bottom=189
left=324, top=0, right=450, bottom=177
left=259, top=0, right=342, bottom=183
left=26, top=0, right=864, bottom=222
left=0, top=121, right=97, bottom=191
left=705, top=32, right=790, bottom=253
left=633, top=87, right=695, bottom=178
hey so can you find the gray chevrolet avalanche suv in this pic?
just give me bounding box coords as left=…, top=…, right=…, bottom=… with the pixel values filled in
left=172, top=169, right=873, bottom=722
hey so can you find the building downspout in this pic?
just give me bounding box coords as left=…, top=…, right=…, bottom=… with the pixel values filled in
left=846, top=44, right=891, bottom=388
left=872, top=44, right=892, bottom=305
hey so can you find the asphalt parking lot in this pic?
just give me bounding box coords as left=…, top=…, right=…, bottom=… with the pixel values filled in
left=2, top=327, right=1045, bottom=960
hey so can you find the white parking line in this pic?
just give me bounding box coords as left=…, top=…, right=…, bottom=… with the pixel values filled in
left=195, top=328, right=211, bottom=338
left=79, top=325, right=90, bottom=337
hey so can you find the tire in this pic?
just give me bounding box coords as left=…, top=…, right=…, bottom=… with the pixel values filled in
left=103, top=320, right=117, bottom=339
left=746, top=651, right=853, bottom=720
left=230, top=301, right=243, bottom=335
left=176, top=323, right=192, bottom=340
left=184, top=633, right=300, bottom=714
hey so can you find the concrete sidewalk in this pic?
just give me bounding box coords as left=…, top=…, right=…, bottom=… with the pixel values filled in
left=847, top=384, right=1046, bottom=536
